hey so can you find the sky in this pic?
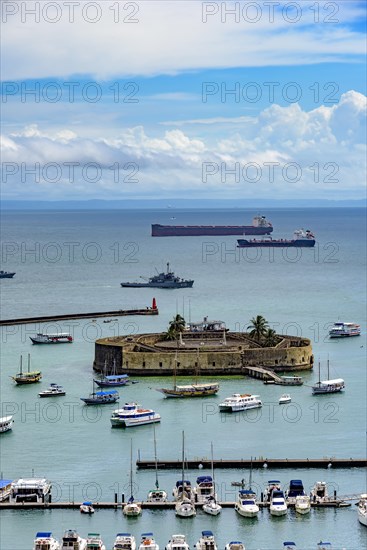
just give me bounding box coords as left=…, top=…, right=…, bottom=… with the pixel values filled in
left=1, top=0, right=366, bottom=202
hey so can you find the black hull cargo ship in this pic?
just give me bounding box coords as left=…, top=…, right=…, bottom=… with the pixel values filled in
left=152, top=215, right=272, bottom=236
left=237, top=229, right=316, bottom=248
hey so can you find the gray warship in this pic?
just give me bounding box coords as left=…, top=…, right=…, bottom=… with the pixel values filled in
left=121, top=263, right=194, bottom=289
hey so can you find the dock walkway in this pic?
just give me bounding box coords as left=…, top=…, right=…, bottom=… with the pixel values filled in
left=136, top=457, right=367, bottom=469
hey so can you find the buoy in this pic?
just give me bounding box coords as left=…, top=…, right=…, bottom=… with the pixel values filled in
left=198, top=463, right=203, bottom=469
left=263, top=463, right=268, bottom=469
left=152, top=297, right=157, bottom=310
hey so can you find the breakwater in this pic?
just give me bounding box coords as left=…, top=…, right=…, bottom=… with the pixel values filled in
left=136, top=457, right=367, bottom=469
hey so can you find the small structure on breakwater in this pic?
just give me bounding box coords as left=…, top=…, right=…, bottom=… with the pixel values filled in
left=93, top=327, right=313, bottom=376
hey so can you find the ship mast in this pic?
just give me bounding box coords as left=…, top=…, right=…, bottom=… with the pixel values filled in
left=153, top=424, right=159, bottom=490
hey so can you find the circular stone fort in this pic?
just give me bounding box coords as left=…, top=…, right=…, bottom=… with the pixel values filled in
left=94, top=321, right=313, bottom=376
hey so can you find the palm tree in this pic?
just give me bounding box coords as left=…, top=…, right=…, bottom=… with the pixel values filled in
left=263, top=328, right=278, bottom=347
left=247, top=315, right=269, bottom=343
left=169, top=314, right=186, bottom=334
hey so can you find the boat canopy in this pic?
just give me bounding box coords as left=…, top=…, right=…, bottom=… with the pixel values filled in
left=175, top=480, right=191, bottom=487
left=0, top=479, right=12, bottom=489
left=272, top=490, right=284, bottom=497
left=117, top=533, right=132, bottom=537
left=36, top=532, right=52, bottom=537
left=95, top=390, right=119, bottom=396
left=141, top=533, right=154, bottom=537
left=283, top=544, right=296, bottom=547
left=202, top=531, right=214, bottom=537
left=268, top=480, right=280, bottom=483
left=239, top=489, right=256, bottom=495
left=83, top=501, right=93, bottom=505
left=320, top=378, right=344, bottom=385
left=196, top=476, right=213, bottom=483
left=105, top=375, right=128, bottom=380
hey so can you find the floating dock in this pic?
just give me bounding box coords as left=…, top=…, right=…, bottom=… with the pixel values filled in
left=136, top=457, right=367, bottom=470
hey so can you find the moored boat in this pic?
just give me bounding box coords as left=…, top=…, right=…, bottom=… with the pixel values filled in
left=264, top=480, right=281, bottom=502
left=0, top=416, right=13, bottom=433
left=123, top=440, right=142, bottom=517
left=295, top=495, right=311, bottom=514
left=194, top=475, right=216, bottom=503
left=279, top=394, right=291, bottom=404
left=157, top=382, right=219, bottom=398
left=202, top=496, right=222, bottom=516
left=219, top=393, right=262, bottom=412
left=10, top=478, right=51, bottom=503
left=165, top=535, right=190, bottom=550
left=85, top=533, right=106, bottom=550
left=33, top=532, right=60, bottom=550
left=147, top=425, right=167, bottom=502
left=357, top=494, right=367, bottom=526
left=329, top=322, right=360, bottom=338
left=195, top=531, right=217, bottom=550
left=225, top=543, right=245, bottom=550
left=312, top=360, right=344, bottom=395
left=152, top=215, right=273, bottom=236
left=235, top=489, right=259, bottom=518
left=316, top=543, right=333, bottom=550
left=175, top=498, right=196, bottom=517
left=138, top=534, right=159, bottom=550
left=237, top=229, right=315, bottom=248
left=286, top=480, right=305, bottom=504
left=39, top=383, right=66, bottom=397
left=61, top=529, right=87, bottom=550
left=81, top=381, right=119, bottom=405
left=113, top=534, right=136, bottom=550
left=310, top=481, right=329, bottom=503
left=269, top=490, right=288, bottom=516
left=12, top=354, right=42, bottom=385
left=283, top=543, right=297, bottom=550
left=80, top=501, right=94, bottom=513
left=30, top=332, right=73, bottom=344
left=110, top=403, right=161, bottom=428
left=175, top=431, right=196, bottom=517
left=94, top=359, right=129, bottom=387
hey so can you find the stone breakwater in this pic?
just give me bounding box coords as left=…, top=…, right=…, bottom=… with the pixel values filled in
left=93, top=331, right=313, bottom=376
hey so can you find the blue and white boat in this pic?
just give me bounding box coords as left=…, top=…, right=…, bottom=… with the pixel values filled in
left=81, top=381, right=119, bottom=405
left=80, top=501, right=94, bottom=514
left=270, top=490, right=287, bottom=516
left=195, top=531, right=217, bottom=550
left=235, top=489, right=259, bottom=517
left=286, top=480, right=305, bottom=503
left=283, top=543, right=297, bottom=550
left=110, top=403, right=161, bottom=427
left=33, top=532, right=60, bottom=550
left=94, top=374, right=129, bottom=388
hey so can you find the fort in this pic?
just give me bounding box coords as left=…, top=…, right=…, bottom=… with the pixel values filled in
left=93, top=327, right=313, bottom=376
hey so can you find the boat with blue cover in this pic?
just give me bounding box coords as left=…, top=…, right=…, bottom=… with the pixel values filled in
left=80, top=381, right=119, bottom=405
left=286, top=480, right=305, bottom=503
left=94, top=374, right=129, bottom=388
left=195, top=531, right=217, bottom=550
left=283, top=543, right=297, bottom=550
left=33, top=532, right=60, bottom=550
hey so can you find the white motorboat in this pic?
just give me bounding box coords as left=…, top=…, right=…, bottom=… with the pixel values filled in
left=175, top=498, right=196, bottom=517
left=80, top=501, right=94, bottom=514
left=165, top=534, right=190, bottom=550
left=194, top=475, right=216, bottom=503
left=310, top=481, right=329, bottom=503
left=219, top=393, right=262, bottom=412
left=295, top=495, right=311, bottom=514
left=173, top=480, right=194, bottom=502
left=264, top=480, right=281, bottom=502
left=10, top=478, right=52, bottom=503
left=224, top=543, right=245, bottom=550
left=110, top=403, right=161, bottom=428
left=175, top=432, right=196, bottom=517
left=195, top=531, right=217, bottom=550
left=329, top=322, right=360, bottom=338
left=235, top=489, right=259, bottom=517
left=113, top=534, right=136, bottom=550
left=357, top=494, right=367, bottom=526
left=138, top=533, right=159, bottom=550
left=147, top=425, right=167, bottom=502
left=86, top=533, right=106, bottom=550
left=39, top=384, right=66, bottom=397
left=0, top=416, right=13, bottom=433
left=61, top=529, right=87, bottom=550
left=312, top=360, right=344, bottom=395
left=202, top=496, right=222, bottom=515
left=33, top=532, right=60, bottom=550
left=279, top=394, right=291, bottom=404
left=269, top=490, right=287, bottom=516
left=123, top=440, right=142, bottom=516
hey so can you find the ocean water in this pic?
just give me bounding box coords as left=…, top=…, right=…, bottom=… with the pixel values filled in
left=0, top=208, right=366, bottom=550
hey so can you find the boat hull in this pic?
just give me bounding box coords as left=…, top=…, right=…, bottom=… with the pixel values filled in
left=219, top=403, right=262, bottom=412
left=312, top=386, right=344, bottom=395
left=81, top=397, right=119, bottom=405
left=157, top=387, right=218, bottom=397
left=39, top=392, right=66, bottom=397
left=121, top=281, right=193, bottom=288
left=237, top=239, right=315, bottom=247
left=358, top=509, right=367, bottom=526
left=0, top=272, right=15, bottom=278
left=235, top=504, right=259, bottom=517
left=152, top=224, right=273, bottom=236
left=270, top=506, right=287, bottom=516
left=111, top=414, right=161, bottom=427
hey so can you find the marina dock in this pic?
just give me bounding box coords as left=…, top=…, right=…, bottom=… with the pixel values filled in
left=136, top=457, right=367, bottom=470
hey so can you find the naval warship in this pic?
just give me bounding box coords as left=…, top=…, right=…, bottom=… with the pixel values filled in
left=121, top=263, right=194, bottom=289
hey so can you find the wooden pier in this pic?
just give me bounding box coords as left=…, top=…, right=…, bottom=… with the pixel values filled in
left=136, top=457, right=367, bottom=470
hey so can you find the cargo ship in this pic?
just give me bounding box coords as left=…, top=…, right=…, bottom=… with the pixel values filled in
left=151, top=215, right=273, bottom=236
left=237, top=229, right=315, bottom=248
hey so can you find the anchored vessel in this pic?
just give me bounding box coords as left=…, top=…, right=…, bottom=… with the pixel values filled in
left=152, top=215, right=273, bottom=236
left=219, top=393, right=262, bottom=412
left=312, top=359, right=345, bottom=395
left=80, top=381, right=119, bottom=405
left=10, top=478, right=51, bottom=503
left=80, top=501, right=94, bottom=514
left=121, top=263, right=193, bottom=289
left=0, top=479, right=13, bottom=501
left=0, top=416, right=13, bottom=433
left=110, top=403, right=161, bottom=428
left=147, top=425, right=167, bottom=502
left=39, top=384, right=66, bottom=397
left=0, top=270, right=16, bottom=278
left=357, top=494, right=367, bottom=527
left=33, top=532, right=60, bottom=550
left=195, top=531, right=217, bottom=550
left=94, top=360, right=129, bottom=387
left=123, top=440, right=142, bottom=517
left=30, top=332, right=73, bottom=344
left=235, top=489, right=259, bottom=517
left=237, top=229, right=315, bottom=247
left=113, top=534, right=136, bottom=550
left=12, top=354, right=42, bottom=385
left=165, top=535, right=190, bottom=550
left=329, top=322, right=361, bottom=338
left=61, top=530, right=87, bottom=550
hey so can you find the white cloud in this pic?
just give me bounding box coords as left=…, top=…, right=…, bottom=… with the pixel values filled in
left=1, top=91, right=366, bottom=200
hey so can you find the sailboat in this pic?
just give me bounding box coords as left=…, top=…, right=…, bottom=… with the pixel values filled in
left=157, top=350, right=219, bottom=397
left=147, top=425, right=167, bottom=502
left=94, top=359, right=129, bottom=387
left=12, top=354, right=42, bottom=385
left=175, top=431, right=196, bottom=517
left=312, top=358, right=345, bottom=395
left=202, top=442, right=222, bottom=515
left=80, top=380, right=119, bottom=405
left=234, top=457, right=259, bottom=517
left=123, top=440, right=142, bottom=516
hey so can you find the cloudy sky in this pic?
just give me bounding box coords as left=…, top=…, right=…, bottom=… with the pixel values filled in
left=1, top=0, right=366, bottom=201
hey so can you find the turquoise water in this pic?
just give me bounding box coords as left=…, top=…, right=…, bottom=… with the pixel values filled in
left=0, top=208, right=366, bottom=549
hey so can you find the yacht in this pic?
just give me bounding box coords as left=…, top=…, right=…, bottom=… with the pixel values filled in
left=264, top=480, right=281, bottom=502
left=39, top=384, right=66, bottom=397
left=110, top=403, right=161, bottom=427
left=175, top=498, right=196, bottom=517
left=357, top=494, right=367, bottom=526
left=12, top=354, right=42, bottom=385
left=195, top=531, right=217, bottom=550
left=310, top=481, right=329, bottom=503
left=33, top=532, right=60, bottom=550
left=269, top=490, right=287, bottom=516
left=165, top=534, right=190, bottom=550
left=123, top=441, right=142, bottom=517
left=138, top=534, right=159, bottom=550
left=175, top=431, right=196, bottom=517
left=80, top=501, right=94, bottom=513
left=0, top=416, right=13, bottom=433
left=173, top=480, right=194, bottom=502
left=219, top=393, right=262, bottom=412
left=235, top=489, right=259, bottom=517
left=312, top=360, right=344, bottom=395
left=30, top=332, right=73, bottom=344
left=286, top=480, right=305, bottom=504
left=113, top=534, right=136, bottom=550
left=295, top=495, right=311, bottom=514
left=279, top=394, right=291, bottom=404
left=202, top=496, right=222, bottom=516
left=86, top=534, right=106, bottom=550
left=194, top=475, right=216, bottom=503
left=225, top=543, right=245, bottom=550
left=61, top=530, right=87, bottom=550
left=10, top=478, right=51, bottom=503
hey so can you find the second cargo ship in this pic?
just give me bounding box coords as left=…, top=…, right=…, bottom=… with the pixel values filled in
left=151, top=214, right=273, bottom=236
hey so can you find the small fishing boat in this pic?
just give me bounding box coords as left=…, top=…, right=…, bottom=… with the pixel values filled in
left=0, top=416, right=13, bottom=433
left=94, top=360, right=129, bottom=387
left=279, top=394, right=291, bottom=404
left=123, top=441, right=142, bottom=517
left=235, top=490, right=259, bottom=517
left=269, top=490, right=287, bottom=516
left=81, top=381, right=119, bottom=405
left=138, top=534, right=159, bottom=550
left=195, top=531, right=217, bottom=550
left=61, top=530, right=87, bottom=550
left=224, top=543, right=245, bottom=550
left=147, top=425, right=167, bottom=502
left=113, top=534, right=136, bottom=550
left=86, top=533, right=106, bottom=550
left=33, top=532, right=60, bottom=550
left=80, top=501, right=94, bottom=514
left=12, top=354, right=42, bottom=385
left=110, top=403, right=161, bottom=428
left=39, top=384, right=66, bottom=397
left=310, top=481, right=329, bottom=503
left=295, top=495, right=311, bottom=514
left=0, top=270, right=15, bottom=278
left=357, top=494, right=367, bottom=526
left=165, top=535, right=190, bottom=550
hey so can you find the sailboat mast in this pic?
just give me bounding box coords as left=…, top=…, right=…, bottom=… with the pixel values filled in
left=249, top=456, right=253, bottom=490
left=181, top=431, right=185, bottom=499
left=19, top=355, right=23, bottom=375
left=130, top=439, right=133, bottom=499
left=27, top=353, right=30, bottom=373
left=327, top=356, right=330, bottom=379
left=211, top=442, right=215, bottom=492
left=154, top=425, right=159, bottom=489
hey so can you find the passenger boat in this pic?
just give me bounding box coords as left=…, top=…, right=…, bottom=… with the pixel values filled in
left=329, top=322, right=360, bottom=338
left=80, top=501, right=94, bottom=514
left=237, top=229, right=315, bottom=248
left=225, top=543, right=245, bottom=550
left=61, top=529, right=87, bottom=550
left=39, top=384, right=66, bottom=397
left=138, top=534, right=159, bottom=550
left=110, top=403, right=161, bottom=428
left=85, top=533, right=106, bottom=550
left=94, top=360, right=129, bottom=387
left=0, top=479, right=12, bottom=501
left=0, top=270, right=16, bottom=278
left=310, top=481, right=329, bottom=503
left=219, top=393, right=262, bottom=412
left=235, top=489, right=259, bottom=517
left=165, top=535, right=190, bottom=550
left=175, top=431, right=196, bottom=517
left=269, top=490, right=288, bottom=516
left=195, top=531, right=217, bottom=550
left=30, top=332, right=73, bottom=344
left=113, top=534, right=136, bottom=550
left=295, top=495, right=311, bottom=514
left=0, top=416, right=13, bottom=433
left=112, top=534, right=136, bottom=550
left=81, top=381, right=119, bottom=405
left=33, top=532, right=60, bottom=550
left=279, top=394, right=291, bottom=404
left=357, top=494, right=367, bottom=526
left=285, top=480, right=305, bottom=504
left=312, top=360, right=344, bottom=395
left=12, top=354, right=42, bottom=385
left=147, top=425, right=167, bottom=502
left=123, top=441, right=142, bottom=517
left=10, top=478, right=51, bottom=503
